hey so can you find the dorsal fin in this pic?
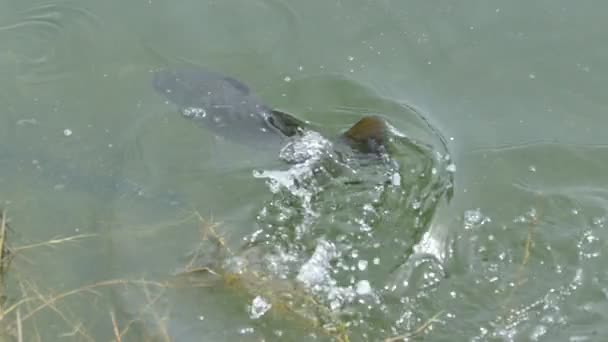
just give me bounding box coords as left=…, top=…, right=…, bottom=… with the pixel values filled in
left=342, top=116, right=387, bottom=152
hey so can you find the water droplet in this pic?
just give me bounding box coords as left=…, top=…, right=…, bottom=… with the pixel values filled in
left=530, top=324, right=547, bottom=340
left=356, top=280, right=372, bottom=295
left=464, top=208, right=489, bottom=229
left=239, top=327, right=254, bottom=335
left=391, top=173, right=401, bottom=186
left=358, top=260, right=368, bottom=271
left=63, top=129, right=72, bottom=137
left=592, top=216, right=605, bottom=227
left=283, top=76, right=291, bottom=82
left=183, top=107, right=206, bottom=118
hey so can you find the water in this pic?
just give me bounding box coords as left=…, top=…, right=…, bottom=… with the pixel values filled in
left=1, top=0, right=607, bottom=341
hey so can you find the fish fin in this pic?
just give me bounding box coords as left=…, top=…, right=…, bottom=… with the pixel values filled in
left=270, top=110, right=306, bottom=136
left=342, top=115, right=387, bottom=153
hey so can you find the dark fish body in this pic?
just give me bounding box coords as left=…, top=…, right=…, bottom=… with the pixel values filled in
left=152, top=68, right=387, bottom=152
left=153, top=68, right=304, bottom=146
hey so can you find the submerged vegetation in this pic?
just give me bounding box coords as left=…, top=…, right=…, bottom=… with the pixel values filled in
left=0, top=208, right=449, bottom=341
left=0, top=209, right=168, bottom=341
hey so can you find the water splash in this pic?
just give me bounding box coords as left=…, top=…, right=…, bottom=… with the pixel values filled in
left=241, top=121, right=453, bottom=336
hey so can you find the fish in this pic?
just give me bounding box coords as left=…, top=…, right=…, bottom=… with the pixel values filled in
left=152, top=68, right=388, bottom=153
left=145, top=68, right=456, bottom=340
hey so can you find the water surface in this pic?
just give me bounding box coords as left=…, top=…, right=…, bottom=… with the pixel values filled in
left=0, top=0, right=607, bottom=341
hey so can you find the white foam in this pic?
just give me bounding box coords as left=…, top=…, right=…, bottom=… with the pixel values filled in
left=355, top=280, right=372, bottom=295
left=249, top=296, right=272, bottom=319
left=296, top=240, right=338, bottom=288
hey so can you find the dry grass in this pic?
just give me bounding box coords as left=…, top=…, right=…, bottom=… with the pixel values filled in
left=500, top=205, right=542, bottom=311
left=0, top=209, right=356, bottom=341
left=176, top=210, right=352, bottom=342
left=0, top=210, right=12, bottom=299
left=0, top=207, right=460, bottom=342
left=485, top=202, right=545, bottom=334
left=385, top=310, right=445, bottom=342
left=11, top=234, right=96, bottom=253
left=0, top=209, right=179, bottom=341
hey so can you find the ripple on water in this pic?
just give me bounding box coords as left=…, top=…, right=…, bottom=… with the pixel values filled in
left=0, top=2, right=102, bottom=84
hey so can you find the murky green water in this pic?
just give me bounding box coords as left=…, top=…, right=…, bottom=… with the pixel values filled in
left=1, top=0, right=607, bottom=341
